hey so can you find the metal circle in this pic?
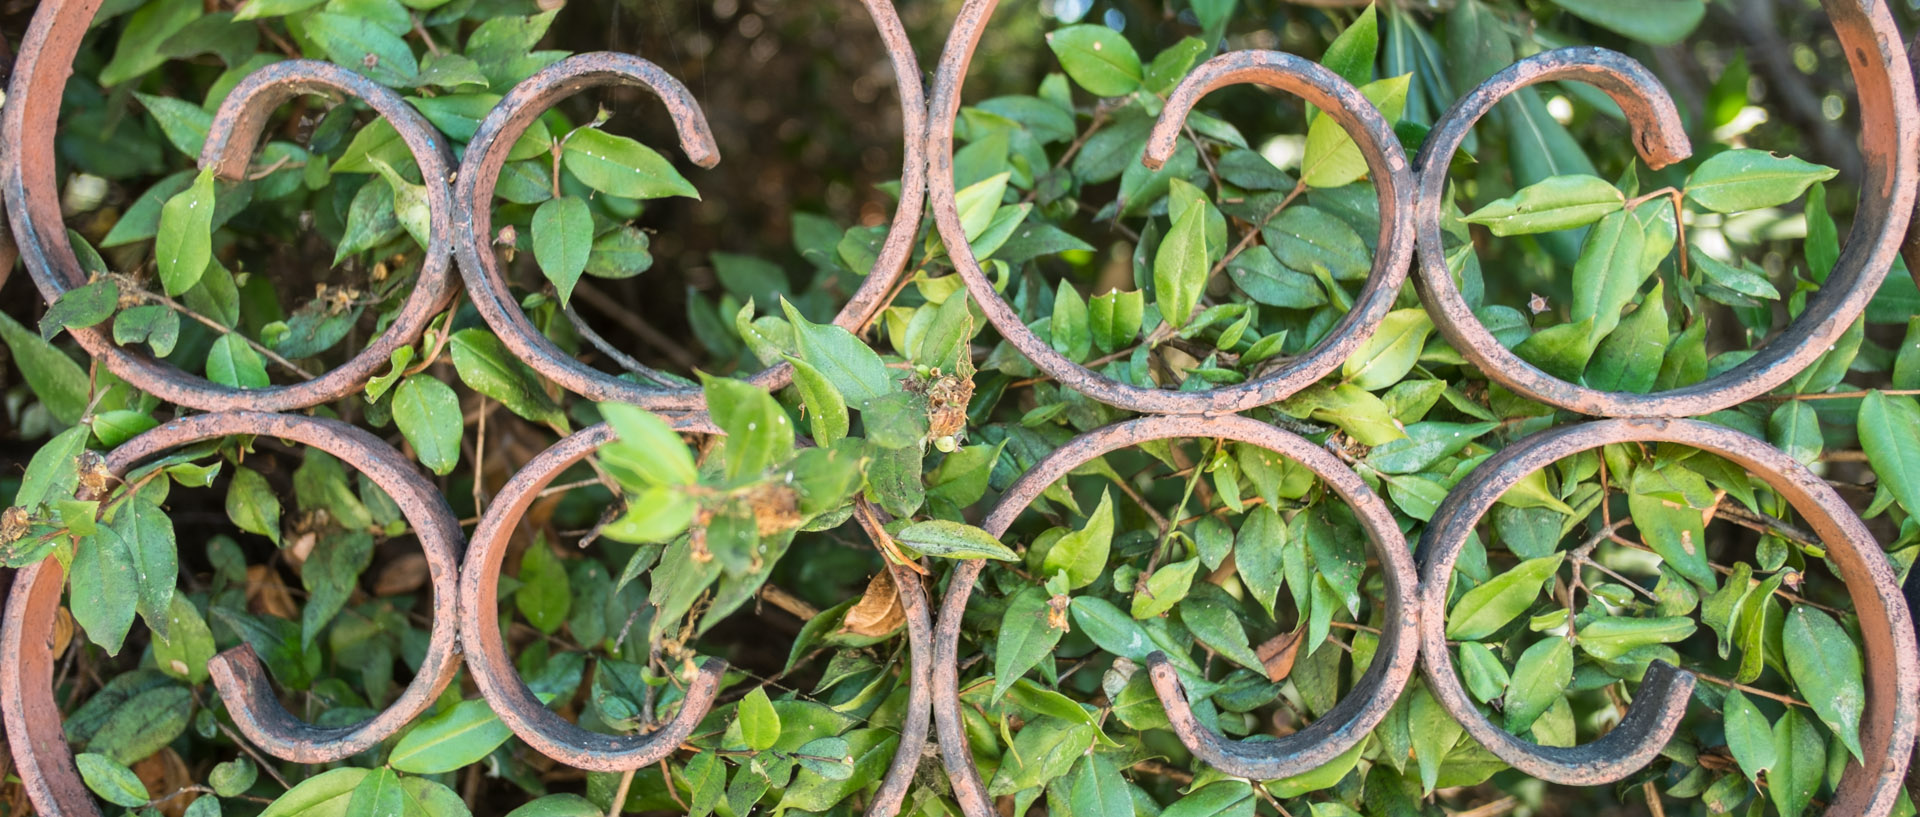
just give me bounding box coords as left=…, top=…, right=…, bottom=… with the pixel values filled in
left=452, top=2, right=928, bottom=411
left=925, top=38, right=1416, bottom=415
left=1415, top=417, right=1917, bottom=812
left=457, top=421, right=934, bottom=813
left=929, top=414, right=1419, bottom=813
left=1411, top=1, right=1918, bottom=418
left=3, top=24, right=459, bottom=411
left=1, top=411, right=466, bottom=817
left=457, top=419, right=725, bottom=772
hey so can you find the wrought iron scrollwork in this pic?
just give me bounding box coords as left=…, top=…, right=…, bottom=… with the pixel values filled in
left=2, top=0, right=1919, bottom=813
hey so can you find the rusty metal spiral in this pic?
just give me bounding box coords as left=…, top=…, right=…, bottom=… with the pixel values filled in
left=2, top=0, right=1919, bottom=813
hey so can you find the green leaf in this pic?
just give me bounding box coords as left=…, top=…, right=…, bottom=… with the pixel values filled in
left=785, top=356, right=849, bottom=447
left=1769, top=400, right=1823, bottom=466
left=225, top=466, right=282, bottom=545
left=781, top=299, right=891, bottom=404
left=1041, top=490, right=1113, bottom=590
left=738, top=686, right=781, bottom=751
left=1410, top=684, right=1463, bottom=794
left=1343, top=309, right=1433, bottom=391
left=1569, top=209, right=1653, bottom=341
left=1446, top=553, right=1563, bottom=640
left=1723, top=689, right=1776, bottom=775
left=516, top=539, right=572, bottom=635
left=954, top=171, right=1011, bottom=243
left=895, top=520, right=1017, bottom=561
left=1458, top=642, right=1510, bottom=703
left=1576, top=615, right=1696, bottom=660
left=304, top=12, right=419, bottom=86
left=98, top=0, right=202, bottom=86
left=1265, top=206, right=1371, bottom=282
left=206, top=334, right=270, bottom=389
left=210, top=758, right=257, bottom=798
left=113, top=304, right=180, bottom=358
left=156, top=170, right=215, bottom=297
left=503, top=796, right=601, bottom=817
left=1178, top=590, right=1263, bottom=672
left=1782, top=605, right=1864, bottom=763
left=77, top=752, right=150, bottom=807
left=531, top=196, right=592, bottom=304
left=0, top=311, right=89, bottom=424
left=394, top=375, right=462, bottom=475
left=110, top=497, right=178, bottom=645
left=1155, top=197, right=1208, bottom=328
left=1503, top=637, right=1572, bottom=733
left=1063, top=755, right=1131, bottom=817
left=40, top=278, right=120, bottom=340
left=995, top=586, right=1065, bottom=700
left=794, top=735, right=855, bottom=781
left=1051, top=282, right=1092, bottom=363
left=344, top=768, right=403, bottom=817
left=1462, top=174, right=1624, bottom=236
left=1319, top=4, right=1378, bottom=87
left=135, top=92, right=214, bottom=156
left=259, top=767, right=369, bottom=817
left=1548, top=0, right=1704, bottom=45
left=1301, top=75, right=1408, bottom=188
left=701, top=375, right=794, bottom=481
left=562, top=128, right=698, bottom=200
left=390, top=698, right=513, bottom=774
left=1860, top=391, right=1920, bottom=516
left=1046, top=25, right=1142, bottom=97
left=16, top=425, right=89, bottom=511
left=1131, top=558, right=1199, bottom=619
left=1627, top=463, right=1717, bottom=590
left=1160, top=782, right=1255, bottom=817
left=1585, top=283, right=1668, bottom=393
left=448, top=329, right=564, bottom=425
left=988, top=718, right=1095, bottom=796
left=1685, top=149, right=1837, bottom=214
left=152, top=596, right=214, bottom=684
left=1771, top=709, right=1826, bottom=817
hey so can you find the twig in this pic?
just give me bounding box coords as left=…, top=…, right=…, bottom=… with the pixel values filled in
left=758, top=584, right=821, bottom=621
left=562, top=301, right=685, bottom=387
left=572, top=281, right=703, bottom=370
left=1448, top=796, right=1519, bottom=817
left=608, top=767, right=638, bottom=817
left=121, top=279, right=314, bottom=379
left=1689, top=670, right=1809, bottom=709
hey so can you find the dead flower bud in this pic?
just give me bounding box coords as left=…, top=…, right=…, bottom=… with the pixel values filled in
left=1047, top=593, right=1072, bottom=632
left=1, top=506, right=31, bottom=545
left=915, top=369, right=974, bottom=451
left=77, top=451, right=114, bottom=498
left=747, top=483, right=802, bottom=537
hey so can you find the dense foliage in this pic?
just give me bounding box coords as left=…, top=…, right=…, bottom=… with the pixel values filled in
left=5, top=0, right=1920, bottom=816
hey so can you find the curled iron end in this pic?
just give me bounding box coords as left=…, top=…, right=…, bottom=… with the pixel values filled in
left=459, top=423, right=730, bottom=771
left=1146, top=50, right=1409, bottom=178
left=1420, top=48, right=1691, bottom=174
left=201, top=60, right=455, bottom=184
left=1411, top=9, right=1916, bottom=418
left=932, top=415, right=1417, bottom=812
left=1416, top=418, right=1916, bottom=804
left=1145, top=651, right=1425, bottom=780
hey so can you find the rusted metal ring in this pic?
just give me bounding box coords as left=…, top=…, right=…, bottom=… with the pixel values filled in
left=459, top=419, right=724, bottom=771
left=3, top=4, right=459, bottom=411
left=927, top=36, right=1414, bottom=415
left=1, top=411, right=466, bottom=817
left=459, top=420, right=932, bottom=804
left=1415, top=417, right=1918, bottom=807
left=930, top=415, right=1418, bottom=811
left=1414, top=7, right=1918, bottom=418
left=851, top=499, right=936, bottom=817
left=453, top=2, right=927, bottom=410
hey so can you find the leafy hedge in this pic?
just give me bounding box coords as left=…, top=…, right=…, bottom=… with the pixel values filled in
left=4, top=1, right=1920, bottom=817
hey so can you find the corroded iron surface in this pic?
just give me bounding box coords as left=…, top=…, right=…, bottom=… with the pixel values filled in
left=2, top=0, right=1919, bottom=813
